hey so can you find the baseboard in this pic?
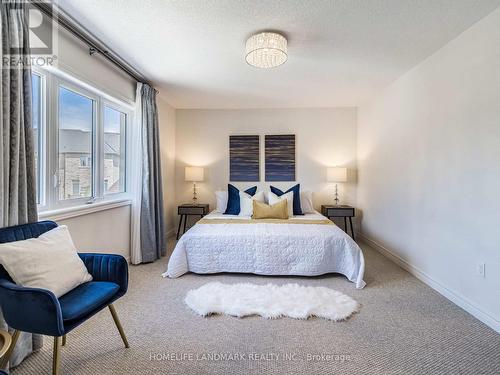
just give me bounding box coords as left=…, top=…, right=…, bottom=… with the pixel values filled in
left=357, top=233, right=499, bottom=333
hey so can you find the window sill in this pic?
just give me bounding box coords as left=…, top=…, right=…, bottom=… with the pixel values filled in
left=38, top=198, right=132, bottom=222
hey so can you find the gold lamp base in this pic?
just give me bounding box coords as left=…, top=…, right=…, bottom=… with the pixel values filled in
left=192, top=182, right=198, bottom=204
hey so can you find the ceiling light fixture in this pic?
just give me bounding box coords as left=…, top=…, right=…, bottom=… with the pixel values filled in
left=245, top=32, right=287, bottom=68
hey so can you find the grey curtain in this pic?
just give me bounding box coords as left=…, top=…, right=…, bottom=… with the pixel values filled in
left=0, top=1, right=41, bottom=370
left=139, top=83, right=166, bottom=262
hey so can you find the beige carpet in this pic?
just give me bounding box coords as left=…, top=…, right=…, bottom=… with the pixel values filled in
left=12, top=239, right=500, bottom=375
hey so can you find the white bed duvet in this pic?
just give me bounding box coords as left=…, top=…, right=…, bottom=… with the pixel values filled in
left=163, top=211, right=366, bottom=289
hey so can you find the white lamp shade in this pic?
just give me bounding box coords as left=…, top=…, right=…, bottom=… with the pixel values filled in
left=327, top=167, right=347, bottom=182
left=185, top=166, right=204, bottom=182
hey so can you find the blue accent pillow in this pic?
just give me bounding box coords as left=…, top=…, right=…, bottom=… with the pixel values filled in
left=224, top=184, right=257, bottom=215
left=270, top=184, right=303, bottom=215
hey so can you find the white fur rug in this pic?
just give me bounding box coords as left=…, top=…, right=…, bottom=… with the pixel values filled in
left=185, top=282, right=359, bottom=321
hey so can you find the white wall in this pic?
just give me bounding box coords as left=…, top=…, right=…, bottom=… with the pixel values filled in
left=357, top=8, right=500, bottom=331
left=56, top=206, right=131, bottom=259
left=175, top=108, right=357, bottom=223
left=158, top=96, right=177, bottom=236
left=56, top=25, right=136, bottom=103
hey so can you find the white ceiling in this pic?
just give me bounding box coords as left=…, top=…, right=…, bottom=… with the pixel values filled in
left=58, top=0, right=500, bottom=108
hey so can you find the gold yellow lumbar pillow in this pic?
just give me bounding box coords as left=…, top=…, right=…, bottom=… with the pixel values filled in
left=252, top=199, right=289, bottom=219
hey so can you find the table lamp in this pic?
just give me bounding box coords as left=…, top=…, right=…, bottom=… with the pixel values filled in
left=327, top=167, right=347, bottom=205
left=185, top=166, right=204, bottom=203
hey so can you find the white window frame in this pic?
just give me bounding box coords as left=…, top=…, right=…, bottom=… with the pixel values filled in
left=31, top=70, right=47, bottom=208
left=52, top=77, right=98, bottom=208
left=33, top=67, right=133, bottom=215
left=101, top=99, right=128, bottom=197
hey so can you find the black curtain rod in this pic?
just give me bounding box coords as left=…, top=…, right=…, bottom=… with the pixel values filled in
left=32, top=1, right=154, bottom=87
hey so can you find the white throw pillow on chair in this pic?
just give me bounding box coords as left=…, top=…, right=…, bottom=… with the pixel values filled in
left=0, top=225, right=92, bottom=298
left=268, top=191, right=294, bottom=218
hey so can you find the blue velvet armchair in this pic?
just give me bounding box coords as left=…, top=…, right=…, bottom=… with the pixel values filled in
left=0, top=221, right=129, bottom=375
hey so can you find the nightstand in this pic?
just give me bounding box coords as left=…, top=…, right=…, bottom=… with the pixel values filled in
left=321, top=205, right=356, bottom=240
left=177, top=204, right=209, bottom=240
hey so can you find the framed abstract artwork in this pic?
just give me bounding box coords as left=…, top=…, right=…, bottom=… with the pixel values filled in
left=265, top=134, right=296, bottom=181
left=229, top=135, right=260, bottom=181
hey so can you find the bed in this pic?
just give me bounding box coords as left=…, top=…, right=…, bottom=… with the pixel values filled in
left=163, top=210, right=366, bottom=289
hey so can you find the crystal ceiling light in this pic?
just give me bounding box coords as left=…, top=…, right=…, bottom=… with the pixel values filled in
left=245, top=32, right=287, bottom=68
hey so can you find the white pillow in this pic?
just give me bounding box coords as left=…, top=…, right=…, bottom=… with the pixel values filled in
left=239, top=191, right=265, bottom=216
left=215, top=190, right=228, bottom=213
left=269, top=191, right=294, bottom=217
left=263, top=190, right=270, bottom=204
left=300, top=191, right=315, bottom=213
left=0, top=225, right=93, bottom=298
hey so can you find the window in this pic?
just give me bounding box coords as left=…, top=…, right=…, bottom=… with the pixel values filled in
left=58, top=86, right=94, bottom=201
left=79, top=156, right=91, bottom=166
left=103, top=106, right=126, bottom=194
left=31, top=73, right=43, bottom=204
left=71, top=180, right=80, bottom=197
left=32, top=68, right=132, bottom=212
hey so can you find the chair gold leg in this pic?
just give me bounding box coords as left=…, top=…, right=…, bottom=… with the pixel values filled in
left=62, top=334, right=66, bottom=347
left=53, top=336, right=61, bottom=375
left=0, top=329, right=20, bottom=369
left=109, top=304, right=129, bottom=348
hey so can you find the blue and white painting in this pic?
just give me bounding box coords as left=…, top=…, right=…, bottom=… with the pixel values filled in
left=265, top=134, right=296, bottom=181
left=229, top=135, right=260, bottom=181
